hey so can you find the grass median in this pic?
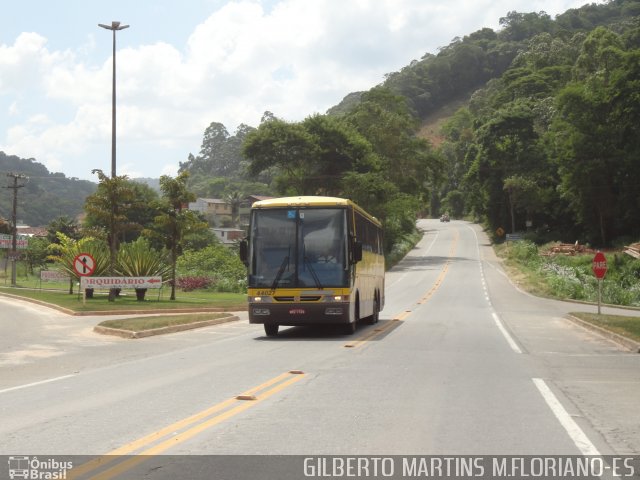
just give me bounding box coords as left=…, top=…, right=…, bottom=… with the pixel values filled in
left=97, top=312, right=234, bottom=333
left=0, top=286, right=247, bottom=313
left=569, top=312, right=640, bottom=343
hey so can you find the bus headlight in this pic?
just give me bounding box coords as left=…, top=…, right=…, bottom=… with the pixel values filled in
left=325, top=295, right=347, bottom=302
left=250, top=296, right=272, bottom=303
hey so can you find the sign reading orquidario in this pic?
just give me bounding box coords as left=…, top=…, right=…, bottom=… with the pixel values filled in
left=81, top=276, right=163, bottom=290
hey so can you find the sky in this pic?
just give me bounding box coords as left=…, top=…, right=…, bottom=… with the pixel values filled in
left=1, top=0, right=596, bottom=182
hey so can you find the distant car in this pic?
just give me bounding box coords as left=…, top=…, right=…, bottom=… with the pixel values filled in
left=440, top=213, right=450, bottom=222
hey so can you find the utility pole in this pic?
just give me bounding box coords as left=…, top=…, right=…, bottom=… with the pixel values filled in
left=6, top=173, right=28, bottom=287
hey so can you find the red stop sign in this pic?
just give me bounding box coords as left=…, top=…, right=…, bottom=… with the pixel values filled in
left=592, top=251, right=607, bottom=279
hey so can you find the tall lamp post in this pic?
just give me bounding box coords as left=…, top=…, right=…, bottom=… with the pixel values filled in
left=99, top=21, right=128, bottom=301
left=98, top=21, right=129, bottom=178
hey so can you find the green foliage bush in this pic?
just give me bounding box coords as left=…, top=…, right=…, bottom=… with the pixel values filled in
left=386, top=229, right=422, bottom=269
left=508, top=240, right=540, bottom=263
left=177, top=244, right=246, bottom=293
left=505, top=242, right=640, bottom=306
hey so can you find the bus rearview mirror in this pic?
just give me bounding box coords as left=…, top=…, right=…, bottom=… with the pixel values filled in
left=239, top=240, right=248, bottom=265
left=353, top=241, right=363, bottom=263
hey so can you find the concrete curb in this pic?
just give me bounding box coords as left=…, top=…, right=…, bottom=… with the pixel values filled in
left=93, top=315, right=240, bottom=339
left=566, top=314, right=640, bottom=353
left=0, top=291, right=76, bottom=315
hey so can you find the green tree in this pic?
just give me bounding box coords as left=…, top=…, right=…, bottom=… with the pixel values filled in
left=466, top=100, right=547, bottom=230
left=47, top=216, right=80, bottom=244
left=498, top=11, right=553, bottom=42
left=243, top=114, right=377, bottom=196
left=123, top=181, right=160, bottom=242
left=243, top=117, right=316, bottom=194
left=441, top=190, right=465, bottom=219
left=84, top=169, right=139, bottom=300
left=547, top=28, right=628, bottom=245
left=345, top=87, right=438, bottom=203
left=149, top=172, right=207, bottom=300
left=503, top=175, right=545, bottom=233
left=24, top=237, right=50, bottom=275
left=180, top=122, right=256, bottom=181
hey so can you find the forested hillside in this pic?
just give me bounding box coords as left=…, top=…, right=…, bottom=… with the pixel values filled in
left=180, top=0, right=640, bottom=249
left=425, top=0, right=640, bottom=246
left=0, top=152, right=96, bottom=226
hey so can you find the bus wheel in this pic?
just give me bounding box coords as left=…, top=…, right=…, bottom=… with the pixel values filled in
left=264, top=323, right=279, bottom=336
left=344, top=300, right=358, bottom=334
left=367, top=297, right=379, bottom=325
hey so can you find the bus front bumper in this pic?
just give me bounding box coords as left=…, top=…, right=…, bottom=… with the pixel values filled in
left=248, top=302, right=351, bottom=326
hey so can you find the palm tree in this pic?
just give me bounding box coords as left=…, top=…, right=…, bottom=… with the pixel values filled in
left=224, top=190, right=243, bottom=228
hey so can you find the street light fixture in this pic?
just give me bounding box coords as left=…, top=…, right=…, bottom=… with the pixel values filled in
left=98, top=21, right=129, bottom=179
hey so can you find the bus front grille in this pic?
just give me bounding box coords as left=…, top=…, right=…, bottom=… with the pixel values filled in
left=274, top=296, right=295, bottom=302
left=300, top=296, right=321, bottom=302
left=273, top=296, right=322, bottom=302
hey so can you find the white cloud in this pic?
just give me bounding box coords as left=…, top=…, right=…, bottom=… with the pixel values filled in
left=8, top=101, right=19, bottom=116
left=161, top=164, right=179, bottom=177
left=0, top=0, right=602, bottom=181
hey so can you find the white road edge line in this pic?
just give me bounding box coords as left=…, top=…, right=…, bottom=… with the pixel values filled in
left=468, top=223, right=523, bottom=355
left=532, top=378, right=601, bottom=456
left=0, top=374, right=76, bottom=394
left=492, top=312, right=522, bottom=354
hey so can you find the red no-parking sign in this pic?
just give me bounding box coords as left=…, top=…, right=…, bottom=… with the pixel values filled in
left=73, top=253, right=96, bottom=277
left=592, top=251, right=607, bottom=279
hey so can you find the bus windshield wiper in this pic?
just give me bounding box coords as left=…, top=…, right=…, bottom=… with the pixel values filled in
left=304, top=255, right=323, bottom=289
left=271, top=255, right=290, bottom=290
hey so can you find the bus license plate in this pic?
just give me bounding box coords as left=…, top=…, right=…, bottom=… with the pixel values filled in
left=289, top=308, right=305, bottom=315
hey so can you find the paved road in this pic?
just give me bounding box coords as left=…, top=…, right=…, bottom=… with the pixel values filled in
left=1, top=219, right=638, bottom=478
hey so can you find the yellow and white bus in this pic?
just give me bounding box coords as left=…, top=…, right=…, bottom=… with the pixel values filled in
left=240, top=196, right=385, bottom=336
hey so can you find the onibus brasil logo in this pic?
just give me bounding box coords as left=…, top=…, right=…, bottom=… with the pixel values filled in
left=7, top=456, right=73, bottom=479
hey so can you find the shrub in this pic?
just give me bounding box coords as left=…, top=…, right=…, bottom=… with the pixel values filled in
left=508, top=240, right=539, bottom=263
left=176, top=244, right=246, bottom=293
left=176, top=276, right=213, bottom=292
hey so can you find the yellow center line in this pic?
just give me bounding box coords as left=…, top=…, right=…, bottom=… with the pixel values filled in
left=70, top=371, right=304, bottom=480
left=418, top=229, right=459, bottom=304
left=344, top=229, right=460, bottom=349
left=344, top=311, right=411, bottom=348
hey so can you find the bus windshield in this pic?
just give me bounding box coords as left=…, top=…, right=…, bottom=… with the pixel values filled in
left=249, top=208, right=348, bottom=289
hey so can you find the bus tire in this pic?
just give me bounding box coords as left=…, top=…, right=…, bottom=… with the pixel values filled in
left=344, top=320, right=356, bottom=335
left=264, top=323, right=279, bottom=336
left=367, top=295, right=379, bottom=325
left=344, top=298, right=359, bottom=334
